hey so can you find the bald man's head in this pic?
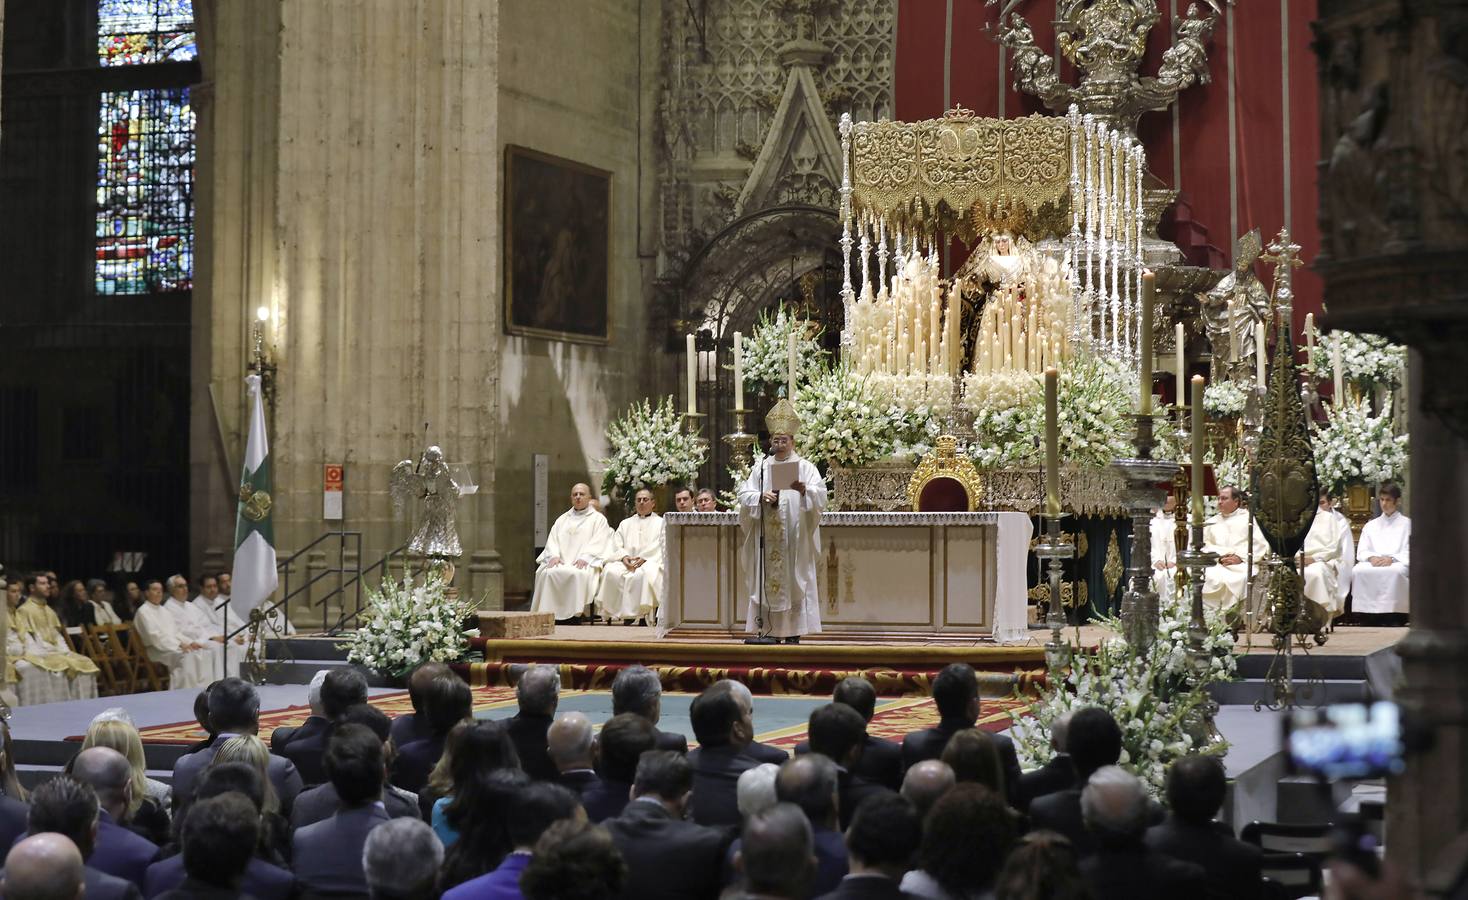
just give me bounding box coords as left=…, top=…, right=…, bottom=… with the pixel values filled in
left=4, top=834, right=84, bottom=900
left=570, top=484, right=592, bottom=510
left=71, top=746, right=133, bottom=815
left=901, top=759, right=956, bottom=820
left=547, top=712, right=596, bottom=772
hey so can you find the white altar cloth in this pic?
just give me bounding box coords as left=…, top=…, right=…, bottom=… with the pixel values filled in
left=660, top=510, right=1033, bottom=644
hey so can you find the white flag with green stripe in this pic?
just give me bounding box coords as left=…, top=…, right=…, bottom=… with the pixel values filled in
left=232, top=374, right=277, bottom=617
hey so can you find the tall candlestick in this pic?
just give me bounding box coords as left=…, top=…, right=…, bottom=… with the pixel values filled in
left=1139, top=270, right=1154, bottom=414
left=733, top=331, right=744, bottom=410
left=1332, top=337, right=1344, bottom=400
left=1190, top=375, right=1205, bottom=525
left=686, top=333, right=697, bottom=415
left=1255, top=322, right=1267, bottom=386
left=1175, top=322, right=1186, bottom=408
left=1045, top=367, right=1060, bottom=517
left=1305, top=312, right=1316, bottom=363
left=787, top=332, right=798, bottom=398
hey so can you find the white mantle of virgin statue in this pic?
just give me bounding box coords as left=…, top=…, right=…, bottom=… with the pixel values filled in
left=659, top=511, right=1033, bottom=644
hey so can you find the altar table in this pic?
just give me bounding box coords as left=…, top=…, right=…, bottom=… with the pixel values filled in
left=660, top=511, right=1033, bottom=644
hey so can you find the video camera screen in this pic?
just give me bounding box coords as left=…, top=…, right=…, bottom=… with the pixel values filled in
left=1286, top=702, right=1405, bottom=781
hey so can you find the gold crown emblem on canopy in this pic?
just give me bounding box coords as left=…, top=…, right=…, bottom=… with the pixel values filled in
left=765, top=398, right=802, bottom=436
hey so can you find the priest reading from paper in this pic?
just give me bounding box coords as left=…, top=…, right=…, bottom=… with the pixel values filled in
left=1353, top=481, right=1410, bottom=616
left=1201, top=485, right=1271, bottom=609
left=596, top=487, right=664, bottom=624
left=737, top=398, right=827, bottom=644
left=532, top=482, right=617, bottom=623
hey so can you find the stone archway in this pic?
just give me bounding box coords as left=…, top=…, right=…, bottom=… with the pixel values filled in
left=674, top=203, right=842, bottom=489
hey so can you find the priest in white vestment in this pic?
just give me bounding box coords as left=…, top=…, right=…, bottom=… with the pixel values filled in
left=1353, top=482, right=1411, bottom=615
left=1150, top=496, right=1179, bottom=604
left=191, top=574, right=250, bottom=645
left=1332, top=502, right=1355, bottom=607
left=166, top=575, right=237, bottom=679
left=533, top=483, right=617, bottom=621
left=1201, top=486, right=1272, bottom=609
left=597, top=488, right=665, bottom=622
left=132, top=580, right=215, bottom=689
left=1301, top=491, right=1349, bottom=617
left=737, top=399, right=827, bottom=643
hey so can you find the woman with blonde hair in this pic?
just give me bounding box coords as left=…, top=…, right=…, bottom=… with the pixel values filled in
left=208, top=735, right=291, bottom=864
left=80, top=711, right=171, bottom=844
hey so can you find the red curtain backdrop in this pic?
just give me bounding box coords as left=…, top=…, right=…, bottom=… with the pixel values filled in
left=893, top=0, right=1323, bottom=336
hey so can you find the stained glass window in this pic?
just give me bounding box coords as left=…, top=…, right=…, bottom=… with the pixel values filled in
left=98, top=0, right=196, bottom=67
left=95, top=0, right=196, bottom=295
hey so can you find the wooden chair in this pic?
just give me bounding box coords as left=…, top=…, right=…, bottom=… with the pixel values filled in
left=79, top=625, right=120, bottom=695
left=1258, top=852, right=1323, bottom=899
left=95, top=623, right=167, bottom=693
left=1241, top=821, right=1335, bottom=857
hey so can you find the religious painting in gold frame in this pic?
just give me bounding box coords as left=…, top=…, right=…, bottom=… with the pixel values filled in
left=503, top=145, right=611, bottom=344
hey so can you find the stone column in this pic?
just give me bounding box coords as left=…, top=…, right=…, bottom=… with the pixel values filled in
left=194, top=0, right=503, bottom=614
left=1314, top=2, right=1468, bottom=893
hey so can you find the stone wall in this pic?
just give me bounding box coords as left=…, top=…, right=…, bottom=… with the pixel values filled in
left=494, top=0, right=660, bottom=602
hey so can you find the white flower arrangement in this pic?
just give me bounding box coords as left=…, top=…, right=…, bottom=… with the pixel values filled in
left=1311, top=396, right=1409, bottom=496
left=742, top=304, right=828, bottom=398
left=1305, top=331, right=1407, bottom=391
left=719, top=450, right=763, bottom=511
left=1013, top=593, right=1237, bottom=798
left=345, top=571, right=476, bottom=678
left=967, top=354, right=1137, bottom=471
left=1203, top=380, right=1249, bottom=417
left=962, top=369, right=1043, bottom=418
left=793, top=363, right=896, bottom=469
left=601, top=396, right=708, bottom=500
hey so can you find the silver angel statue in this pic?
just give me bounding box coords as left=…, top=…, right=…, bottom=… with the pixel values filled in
left=390, top=445, right=463, bottom=559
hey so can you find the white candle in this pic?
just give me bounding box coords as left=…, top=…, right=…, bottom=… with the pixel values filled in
left=787, top=332, right=798, bottom=398
left=1255, top=322, right=1267, bottom=386
left=733, top=331, right=744, bottom=410
left=686, top=333, right=697, bottom=415
left=1332, top=337, right=1344, bottom=401
left=1175, top=322, right=1186, bottom=408
left=1305, top=312, right=1316, bottom=361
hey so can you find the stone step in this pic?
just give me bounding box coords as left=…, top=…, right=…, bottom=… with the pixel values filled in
left=265, top=636, right=353, bottom=662
left=1235, top=652, right=1371, bottom=681
left=1210, top=678, right=1373, bottom=707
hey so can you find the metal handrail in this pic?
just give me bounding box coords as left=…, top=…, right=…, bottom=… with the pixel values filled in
left=219, top=533, right=409, bottom=676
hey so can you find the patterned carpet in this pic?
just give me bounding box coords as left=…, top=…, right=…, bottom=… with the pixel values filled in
left=132, top=686, right=1032, bottom=748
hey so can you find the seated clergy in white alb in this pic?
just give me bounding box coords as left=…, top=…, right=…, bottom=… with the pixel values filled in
left=596, top=488, right=664, bottom=623
left=1352, top=482, right=1411, bottom=615
left=1300, top=490, right=1349, bottom=617
left=1201, top=486, right=1271, bottom=609
left=737, top=399, right=828, bottom=644
left=532, top=483, right=617, bottom=622
left=1333, top=501, right=1355, bottom=608
left=1150, top=495, right=1179, bottom=604
left=166, top=575, right=238, bottom=679
left=132, top=579, right=215, bottom=689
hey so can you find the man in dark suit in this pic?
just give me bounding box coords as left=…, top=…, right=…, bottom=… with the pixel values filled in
left=731, top=803, right=817, bottom=900
left=719, top=680, right=788, bottom=765
left=0, top=792, right=28, bottom=851
left=507, top=664, right=561, bottom=782
left=170, top=678, right=303, bottom=815
left=363, top=819, right=442, bottom=900
left=686, top=685, right=766, bottom=827
left=292, top=725, right=395, bottom=897
left=268, top=669, right=329, bottom=755
left=1029, top=706, right=1122, bottom=858
left=730, top=756, right=847, bottom=897
left=603, top=751, right=733, bottom=900
left=392, top=675, right=472, bottom=794
left=900, top=664, right=1021, bottom=805
left=816, top=793, right=923, bottom=900
left=1145, top=755, right=1263, bottom=899
left=183, top=686, right=218, bottom=755
left=611, top=665, right=687, bottom=753
left=805, top=704, right=892, bottom=830
left=583, top=713, right=655, bottom=823
left=795, top=678, right=902, bottom=792
left=279, top=668, right=368, bottom=787
left=388, top=661, right=452, bottom=750
left=548, top=711, right=602, bottom=798
left=22, top=776, right=141, bottom=900
left=293, top=704, right=420, bottom=828
left=1079, top=766, right=1207, bottom=900
left=441, top=782, right=581, bottom=900
left=4, top=833, right=87, bottom=900
left=155, top=794, right=262, bottom=900
left=69, top=749, right=158, bottom=887
left=1016, top=711, right=1077, bottom=812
